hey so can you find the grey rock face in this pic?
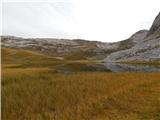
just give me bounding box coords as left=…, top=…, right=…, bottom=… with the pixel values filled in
left=129, top=30, right=148, bottom=43
left=146, top=12, right=160, bottom=38
left=104, top=12, right=160, bottom=62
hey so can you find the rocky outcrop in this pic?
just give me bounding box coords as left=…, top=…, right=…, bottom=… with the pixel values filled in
left=104, top=12, right=160, bottom=62
left=146, top=12, right=160, bottom=38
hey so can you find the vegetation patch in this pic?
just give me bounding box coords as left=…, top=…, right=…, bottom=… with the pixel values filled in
left=2, top=70, right=160, bottom=120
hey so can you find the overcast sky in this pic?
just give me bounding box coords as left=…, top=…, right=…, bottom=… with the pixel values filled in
left=2, top=0, right=160, bottom=42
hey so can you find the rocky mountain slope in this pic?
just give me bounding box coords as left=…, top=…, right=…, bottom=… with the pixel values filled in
left=1, top=36, right=131, bottom=60
left=1, top=36, right=110, bottom=60
left=104, top=12, right=160, bottom=62
left=1, top=12, right=160, bottom=62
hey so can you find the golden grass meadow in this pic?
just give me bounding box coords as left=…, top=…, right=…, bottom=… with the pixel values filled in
left=2, top=48, right=160, bottom=120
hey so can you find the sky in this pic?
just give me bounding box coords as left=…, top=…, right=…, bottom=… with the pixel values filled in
left=1, top=0, right=160, bottom=42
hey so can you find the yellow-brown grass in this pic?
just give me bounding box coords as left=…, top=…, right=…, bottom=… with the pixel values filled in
left=2, top=67, right=51, bottom=78
left=2, top=70, right=160, bottom=120
left=1, top=48, right=60, bottom=65
left=2, top=64, right=21, bottom=68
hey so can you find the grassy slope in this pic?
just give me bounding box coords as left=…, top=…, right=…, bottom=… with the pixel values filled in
left=2, top=47, right=51, bottom=63
left=2, top=48, right=64, bottom=68
left=2, top=48, right=160, bottom=120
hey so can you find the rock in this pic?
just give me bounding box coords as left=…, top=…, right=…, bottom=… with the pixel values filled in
left=104, top=12, right=160, bottom=62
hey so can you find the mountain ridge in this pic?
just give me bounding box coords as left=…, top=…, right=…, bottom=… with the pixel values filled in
left=105, top=12, right=160, bottom=62
left=1, top=12, right=160, bottom=62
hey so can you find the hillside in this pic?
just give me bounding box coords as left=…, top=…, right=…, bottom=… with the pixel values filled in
left=105, top=12, right=160, bottom=62
left=1, top=12, right=160, bottom=63
left=1, top=36, right=112, bottom=60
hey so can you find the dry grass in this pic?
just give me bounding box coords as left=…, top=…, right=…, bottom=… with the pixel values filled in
left=2, top=70, right=160, bottom=120
left=2, top=67, right=51, bottom=77
left=2, top=64, right=22, bottom=68
left=1, top=48, right=60, bottom=65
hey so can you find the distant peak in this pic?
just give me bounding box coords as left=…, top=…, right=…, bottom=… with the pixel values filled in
left=146, top=12, right=160, bottom=37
